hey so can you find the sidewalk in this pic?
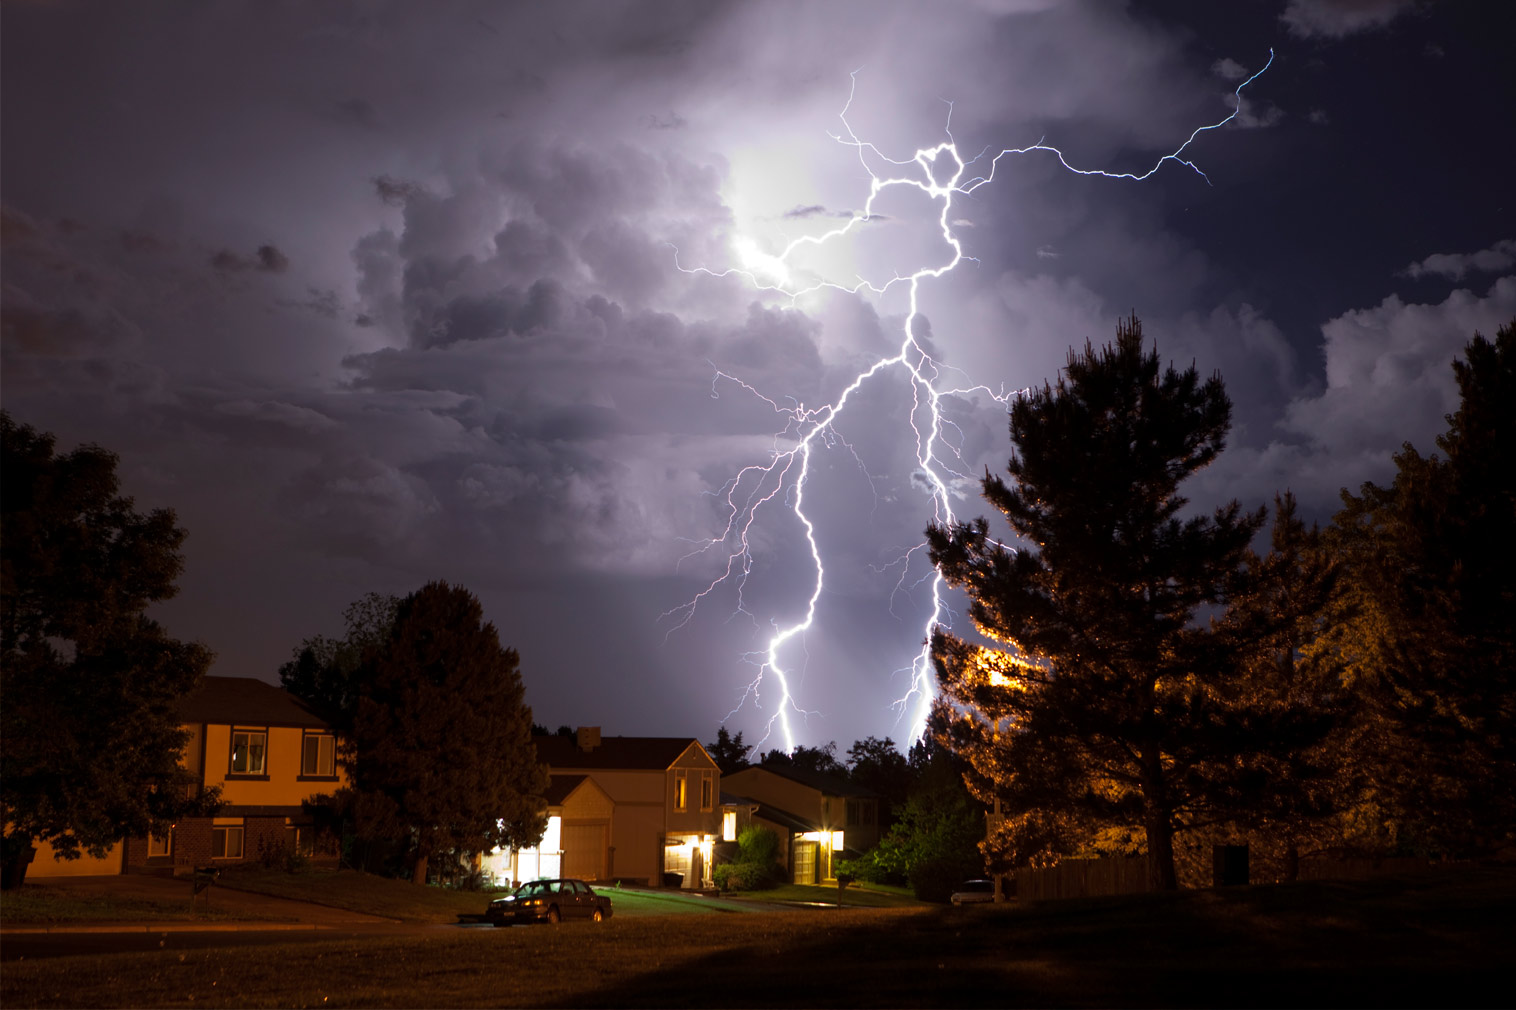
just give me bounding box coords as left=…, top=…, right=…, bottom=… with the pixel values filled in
left=2, top=874, right=398, bottom=934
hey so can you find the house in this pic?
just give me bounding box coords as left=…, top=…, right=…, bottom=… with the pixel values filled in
left=722, top=764, right=880, bottom=884
left=26, top=675, right=347, bottom=878
left=480, top=728, right=728, bottom=888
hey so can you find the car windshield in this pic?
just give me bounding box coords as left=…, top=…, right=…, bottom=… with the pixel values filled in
left=517, top=881, right=551, bottom=897
left=960, top=880, right=993, bottom=893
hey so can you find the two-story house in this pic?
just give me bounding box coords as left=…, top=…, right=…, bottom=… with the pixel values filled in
left=722, top=764, right=880, bottom=884
left=480, top=728, right=727, bottom=888
left=26, top=675, right=346, bottom=878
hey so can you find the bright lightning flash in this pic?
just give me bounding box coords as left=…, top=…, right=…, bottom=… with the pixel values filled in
left=666, top=52, right=1274, bottom=752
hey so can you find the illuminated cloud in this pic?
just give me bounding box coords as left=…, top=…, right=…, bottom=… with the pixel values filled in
left=1403, top=240, right=1516, bottom=282
left=1280, top=0, right=1419, bottom=38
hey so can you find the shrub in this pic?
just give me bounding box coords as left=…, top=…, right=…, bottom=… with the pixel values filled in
left=737, top=825, right=779, bottom=866
left=714, top=860, right=772, bottom=891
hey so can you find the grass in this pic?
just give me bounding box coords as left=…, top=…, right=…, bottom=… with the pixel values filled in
left=8, top=866, right=1511, bottom=1007
left=0, top=883, right=287, bottom=926
left=211, top=866, right=508, bottom=924
left=728, top=882, right=924, bottom=908
left=597, top=888, right=748, bottom=916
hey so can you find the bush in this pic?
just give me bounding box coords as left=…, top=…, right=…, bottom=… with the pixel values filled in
left=737, top=826, right=779, bottom=866
left=909, top=856, right=976, bottom=903
left=713, top=860, right=772, bottom=891
left=255, top=835, right=309, bottom=874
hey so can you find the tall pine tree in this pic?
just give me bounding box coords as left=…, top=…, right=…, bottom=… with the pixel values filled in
left=928, top=317, right=1335, bottom=889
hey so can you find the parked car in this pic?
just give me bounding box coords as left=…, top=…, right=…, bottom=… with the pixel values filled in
left=486, top=878, right=614, bottom=925
left=950, top=879, right=996, bottom=905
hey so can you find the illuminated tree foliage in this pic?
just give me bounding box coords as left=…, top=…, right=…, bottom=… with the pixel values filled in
left=1, top=412, right=216, bottom=887
left=1326, top=321, right=1515, bottom=855
left=927, top=318, right=1336, bottom=890
left=343, top=581, right=549, bottom=884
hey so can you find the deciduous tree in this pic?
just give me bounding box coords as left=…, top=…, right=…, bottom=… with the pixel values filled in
left=1327, top=320, right=1515, bottom=854
left=1, top=413, right=216, bottom=886
left=343, top=581, right=549, bottom=884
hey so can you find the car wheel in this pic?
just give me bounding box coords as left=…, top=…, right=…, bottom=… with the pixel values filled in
left=592, top=907, right=604, bottom=923
left=547, top=905, right=561, bottom=924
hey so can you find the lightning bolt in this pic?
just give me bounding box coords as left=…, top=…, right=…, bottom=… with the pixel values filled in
left=667, top=51, right=1274, bottom=752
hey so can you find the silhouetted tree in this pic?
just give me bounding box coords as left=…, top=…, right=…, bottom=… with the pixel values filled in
left=928, top=317, right=1335, bottom=890
left=1, top=413, right=218, bottom=886
left=706, top=727, right=753, bottom=775
left=343, top=581, right=549, bottom=884
left=845, top=736, right=910, bottom=825
left=1327, top=320, right=1516, bottom=855
left=279, top=591, right=399, bottom=733
left=760, top=741, right=846, bottom=777
left=844, top=737, right=983, bottom=898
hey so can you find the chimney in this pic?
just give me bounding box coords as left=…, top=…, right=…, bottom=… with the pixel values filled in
left=576, top=726, right=601, bottom=753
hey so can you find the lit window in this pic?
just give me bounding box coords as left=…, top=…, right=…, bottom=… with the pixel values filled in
left=722, top=810, right=736, bottom=842
left=674, top=773, right=687, bottom=811
left=302, top=732, right=335, bottom=777
left=700, top=772, right=713, bottom=811
left=212, top=825, right=244, bottom=859
left=230, top=730, right=267, bottom=775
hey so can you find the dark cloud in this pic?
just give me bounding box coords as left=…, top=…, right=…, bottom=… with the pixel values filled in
left=2, top=0, right=1508, bottom=748
left=211, top=244, right=289, bottom=274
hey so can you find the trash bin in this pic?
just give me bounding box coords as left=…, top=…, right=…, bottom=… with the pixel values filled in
left=662, top=871, right=683, bottom=888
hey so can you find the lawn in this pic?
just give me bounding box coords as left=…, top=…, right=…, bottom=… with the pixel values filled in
left=727, top=882, right=924, bottom=908
left=6, top=867, right=1511, bottom=1008
left=0, top=883, right=287, bottom=926
left=211, top=866, right=507, bottom=924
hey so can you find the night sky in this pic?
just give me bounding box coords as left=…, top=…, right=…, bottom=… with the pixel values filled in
left=4, top=1, right=1512, bottom=752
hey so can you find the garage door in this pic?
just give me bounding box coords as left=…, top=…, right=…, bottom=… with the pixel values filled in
left=561, top=822, right=608, bottom=880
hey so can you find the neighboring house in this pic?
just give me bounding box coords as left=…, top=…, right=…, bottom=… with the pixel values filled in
left=722, top=765, right=880, bottom=884
left=26, top=676, right=347, bottom=878
left=480, top=728, right=729, bottom=888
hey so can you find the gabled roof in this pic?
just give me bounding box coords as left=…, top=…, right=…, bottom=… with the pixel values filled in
left=179, top=676, right=329, bottom=729
left=545, top=775, right=590, bottom=806
left=732, top=763, right=877, bottom=798
left=534, top=735, right=710, bottom=772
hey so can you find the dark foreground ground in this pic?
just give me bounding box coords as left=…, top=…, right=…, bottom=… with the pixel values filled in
left=4, top=867, right=1511, bottom=1008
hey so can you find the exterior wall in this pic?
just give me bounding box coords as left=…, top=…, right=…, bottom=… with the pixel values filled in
left=666, top=747, right=722, bottom=838
left=25, top=838, right=124, bottom=878
left=200, top=724, right=344, bottom=809
left=723, top=769, right=823, bottom=823
left=560, top=780, right=614, bottom=881
left=611, top=801, right=665, bottom=883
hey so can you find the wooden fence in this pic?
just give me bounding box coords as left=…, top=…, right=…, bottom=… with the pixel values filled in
left=1014, top=855, right=1151, bottom=900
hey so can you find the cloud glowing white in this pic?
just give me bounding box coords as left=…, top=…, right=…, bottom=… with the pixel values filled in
left=667, top=52, right=1274, bottom=752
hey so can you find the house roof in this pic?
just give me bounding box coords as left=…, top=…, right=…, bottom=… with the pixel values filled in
left=750, top=801, right=820, bottom=835
left=737, top=763, right=877, bottom=798
left=534, top=735, right=709, bottom=771
left=545, top=775, right=589, bottom=806
left=178, top=676, right=329, bottom=729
